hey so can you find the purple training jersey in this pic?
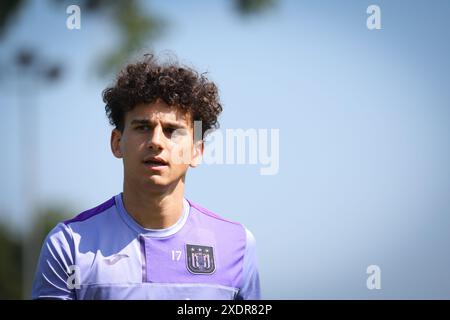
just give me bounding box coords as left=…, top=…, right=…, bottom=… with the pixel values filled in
left=32, top=194, right=261, bottom=300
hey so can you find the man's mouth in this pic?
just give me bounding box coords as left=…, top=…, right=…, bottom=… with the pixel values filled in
left=143, top=157, right=168, bottom=168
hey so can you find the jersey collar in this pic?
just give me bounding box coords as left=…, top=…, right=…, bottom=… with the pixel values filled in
left=114, top=193, right=190, bottom=237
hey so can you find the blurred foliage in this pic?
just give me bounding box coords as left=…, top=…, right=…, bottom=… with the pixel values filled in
left=0, top=0, right=277, bottom=76
left=0, top=222, right=22, bottom=299
left=52, top=0, right=166, bottom=75
left=235, top=0, right=276, bottom=16
left=0, top=0, right=25, bottom=37
left=0, top=208, right=69, bottom=299
left=97, top=0, right=165, bottom=76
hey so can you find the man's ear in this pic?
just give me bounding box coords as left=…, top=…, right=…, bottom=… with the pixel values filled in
left=190, top=140, right=204, bottom=168
left=111, top=129, right=123, bottom=159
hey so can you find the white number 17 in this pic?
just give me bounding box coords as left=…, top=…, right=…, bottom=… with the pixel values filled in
left=171, top=250, right=182, bottom=261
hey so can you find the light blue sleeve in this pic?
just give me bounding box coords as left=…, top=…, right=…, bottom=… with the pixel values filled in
left=32, top=223, right=76, bottom=300
left=237, top=227, right=261, bottom=300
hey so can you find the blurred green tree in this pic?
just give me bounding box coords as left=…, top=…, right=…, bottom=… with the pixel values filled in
left=0, top=221, right=23, bottom=299
left=0, top=208, right=70, bottom=299
left=0, top=0, right=277, bottom=76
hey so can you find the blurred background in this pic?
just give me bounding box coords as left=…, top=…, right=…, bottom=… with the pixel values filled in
left=1, top=0, right=450, bottom=299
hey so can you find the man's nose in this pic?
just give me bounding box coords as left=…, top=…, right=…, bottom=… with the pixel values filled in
left=147, top=126, right=164, bottom=150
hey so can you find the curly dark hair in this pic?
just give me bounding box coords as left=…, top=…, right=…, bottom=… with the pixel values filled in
left=102, top=54, right=223, bottom=137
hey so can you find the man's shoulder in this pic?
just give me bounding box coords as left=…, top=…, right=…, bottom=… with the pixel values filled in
left=186, top=199, right=243, bottom=227
left=63, top=196, right=116, bottom=227
left=185, top=199, right=256, bottom=244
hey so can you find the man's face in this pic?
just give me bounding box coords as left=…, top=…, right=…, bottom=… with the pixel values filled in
left=111, top=100, right=203, bottom=191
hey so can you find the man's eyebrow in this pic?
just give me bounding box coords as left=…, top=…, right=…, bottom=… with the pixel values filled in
left=130, top=119, right=188, bottom=128
left=130, top=119, right=151, bottom=126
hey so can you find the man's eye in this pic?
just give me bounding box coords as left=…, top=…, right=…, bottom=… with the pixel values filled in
left=166, top=128, right=187, bottom=137
left=136, top=125, right=150, bottom=132
left=164, top=128, right=176, bottom=134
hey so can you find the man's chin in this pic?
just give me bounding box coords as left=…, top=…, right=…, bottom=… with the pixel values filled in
left=145, top=175, right=166, bottom=184
left=143, top=175, right=173, bottom=189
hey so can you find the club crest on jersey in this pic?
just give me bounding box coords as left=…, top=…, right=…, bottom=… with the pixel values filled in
left=186, top=244, right=216, bottom=274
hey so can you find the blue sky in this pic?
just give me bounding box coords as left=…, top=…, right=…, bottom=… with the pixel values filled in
left=1, top=0, right=450, bottom=298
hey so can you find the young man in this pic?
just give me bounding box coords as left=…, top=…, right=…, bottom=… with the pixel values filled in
left=32, top=54, right=261, bottom=300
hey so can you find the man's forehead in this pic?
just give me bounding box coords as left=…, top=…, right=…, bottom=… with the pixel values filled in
left=126, top=102, right=192, bottom=125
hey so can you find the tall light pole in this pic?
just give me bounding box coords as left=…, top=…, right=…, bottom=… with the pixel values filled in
left=15, top=49, right=61, bottom=299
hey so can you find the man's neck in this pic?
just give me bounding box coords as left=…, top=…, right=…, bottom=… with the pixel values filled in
left=122, top=180, right=185, bottom=229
